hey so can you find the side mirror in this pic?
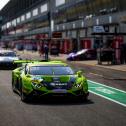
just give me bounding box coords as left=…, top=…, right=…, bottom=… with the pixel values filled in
left=76, top=70, right=83, bottom=76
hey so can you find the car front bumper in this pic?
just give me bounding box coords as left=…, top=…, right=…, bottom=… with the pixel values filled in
left=23, top=86, right=89, bottom=99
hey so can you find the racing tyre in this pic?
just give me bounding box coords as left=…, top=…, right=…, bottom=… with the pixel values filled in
left=80, top=92, right=89, bottom=101
left=12, top=77, right=16, bottom=93
left=20, top=82, right=29, bottom=102
left=20, top=87, right=29, bottom=102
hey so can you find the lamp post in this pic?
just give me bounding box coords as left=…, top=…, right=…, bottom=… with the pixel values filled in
left=48, top=0, right=54, bottom=38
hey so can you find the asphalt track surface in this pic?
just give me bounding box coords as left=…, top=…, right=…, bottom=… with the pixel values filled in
left=0, top=53, right=126, bottom=126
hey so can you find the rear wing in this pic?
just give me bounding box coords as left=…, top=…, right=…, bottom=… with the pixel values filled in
left=13, top=60, right=65, bottom=67
left=13, top=60, right=38, bottom=64
left=13, top=60, right=64, bottom=64
left=13, top=60, right=40, bottom=67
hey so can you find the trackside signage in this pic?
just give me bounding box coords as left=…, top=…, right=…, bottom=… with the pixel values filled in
left=93, top=26, right=105, bottom=33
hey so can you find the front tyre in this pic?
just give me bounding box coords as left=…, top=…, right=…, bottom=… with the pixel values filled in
left=80, top=92, right=89, bottom=101
left=21, top=90, right=28, bottom=102
left=20, top=82, right=29, bottom=102
left=12, top=76, right=16, bottom=93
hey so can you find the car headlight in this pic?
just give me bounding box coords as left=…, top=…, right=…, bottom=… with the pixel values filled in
left=31, top=76, right=44, bottom=88
left=74, top=83, right=82, bottom=88
left=32, top=82, right=43, bottom=89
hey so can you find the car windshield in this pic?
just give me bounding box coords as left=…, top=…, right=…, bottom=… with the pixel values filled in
left=0, top=52, right=16, bottom=57
left=30, top=66, right=75, bottom=75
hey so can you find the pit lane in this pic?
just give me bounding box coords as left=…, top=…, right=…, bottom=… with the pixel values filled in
left=0, top=52, right=126, bottom=126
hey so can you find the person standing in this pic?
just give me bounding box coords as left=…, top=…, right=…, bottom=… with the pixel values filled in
left=44, top=43, right=49, bottom=60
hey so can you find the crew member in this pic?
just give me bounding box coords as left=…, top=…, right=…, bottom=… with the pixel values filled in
left=44, top=43, right=49, bottom=60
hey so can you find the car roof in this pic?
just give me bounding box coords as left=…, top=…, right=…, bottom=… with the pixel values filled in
left=27, top=61, right=68, bottom=67
left=0, top=50, right=15, bottom=53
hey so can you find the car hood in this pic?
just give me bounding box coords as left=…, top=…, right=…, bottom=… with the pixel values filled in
left=0, top=57, right=19, bottom=62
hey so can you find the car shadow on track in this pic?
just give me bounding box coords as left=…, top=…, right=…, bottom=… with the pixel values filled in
left=25, top=97, right=94, bottom=106
left=13, top=90, right=94, bottom=106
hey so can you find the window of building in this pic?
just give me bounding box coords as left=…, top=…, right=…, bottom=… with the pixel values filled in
left=2, top=26, right=4, bottom=30
left=21, top=15, right=25, bottom=21
left=7, top=22, right=11, bottom=28
left=17, top=17, right=20, bottom=23
left=26, top=12, right=31, bottom=19
left=33, top=8, right=39, bottom=16
left=56, top=0, right=65, bottom=7
left=5, top=25, right=7, bottom=29
left=7, top=22, right=9, bottom=28
left=12, top=19, right=17, bottom=26
left=1, top=26, right=4, bottom=30
left=2, top=25, right=5, bottom=30
left=41, top=3, right=48, bottom=13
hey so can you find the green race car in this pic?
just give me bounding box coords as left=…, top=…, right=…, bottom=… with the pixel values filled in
left=12, top=60, right=89, bottom=102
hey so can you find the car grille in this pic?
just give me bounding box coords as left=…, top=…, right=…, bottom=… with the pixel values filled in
left=43, top=82, right=73, bottom=90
